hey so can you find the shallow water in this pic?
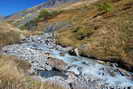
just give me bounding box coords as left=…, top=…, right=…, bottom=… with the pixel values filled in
left=1, top=33, right=133, bottom=87
left=40, top=70, right=68, bottom=79
left=47, top=49, right=133, bottom=86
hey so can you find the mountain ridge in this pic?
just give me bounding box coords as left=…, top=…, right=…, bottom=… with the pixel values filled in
left=6, top=0, right=80, bottom=19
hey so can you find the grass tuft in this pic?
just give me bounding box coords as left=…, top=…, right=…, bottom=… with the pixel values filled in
left=96, top=2, right=113, bottom=12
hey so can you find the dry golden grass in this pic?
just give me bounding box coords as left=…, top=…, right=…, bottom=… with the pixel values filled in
left=0, top=22, right=24, bottom=47
left=56, top=0, right=133, bottom=70
left=0, top=55, right=64, bottom=89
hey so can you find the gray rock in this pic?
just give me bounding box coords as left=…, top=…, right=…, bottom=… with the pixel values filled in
left=67, top=65, right=80, bottom=75
left=47, top=57, right=68, bottom=71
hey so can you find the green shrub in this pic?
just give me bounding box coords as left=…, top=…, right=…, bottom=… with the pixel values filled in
left=37, top=9, right=52, bottom=21
left=97, top=2, right=113, bottom=12
left=19, top=20, right=37, bottom=31
left=37, top=9, right=62, bottom=21
left=25, top=20, right=37, bottom=30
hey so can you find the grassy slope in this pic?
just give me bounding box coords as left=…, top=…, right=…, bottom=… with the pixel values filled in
left=0, top=22, right=24, bottom=47
left=0, top=0, right=132, bottom=88
left=54, top=0, right=133, bottom=70
left=0, top=55, right=64, bottom=89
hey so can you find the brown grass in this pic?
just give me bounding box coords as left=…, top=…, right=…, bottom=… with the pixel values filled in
left=56, top=0, right=133, bottom=70
left=0, top=55, right=64, bottom=89
left=0, top=22, right=24, bottom=47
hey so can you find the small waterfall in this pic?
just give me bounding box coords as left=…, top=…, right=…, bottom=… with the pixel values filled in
left=74, top=48, right=80, bottom=56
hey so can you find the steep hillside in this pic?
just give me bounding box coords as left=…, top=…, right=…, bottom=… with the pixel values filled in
left=55, top=0, right=133, bottom=70
left=4, top=0, right=133, bottom=71
left=0, top=22, right=24, bottom=47
left=5, top=0, right=80, bottom=28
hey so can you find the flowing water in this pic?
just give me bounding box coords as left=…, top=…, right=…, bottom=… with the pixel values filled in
left=1, top=33, right=133, bottom=88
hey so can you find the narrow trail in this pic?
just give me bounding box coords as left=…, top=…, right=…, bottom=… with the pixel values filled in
left=1, top=32, right=133, bottom=89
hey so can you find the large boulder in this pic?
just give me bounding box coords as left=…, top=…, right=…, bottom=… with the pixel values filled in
left=47, top=57, right=68, bottom=71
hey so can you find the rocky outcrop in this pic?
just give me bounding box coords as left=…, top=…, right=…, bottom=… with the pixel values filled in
left=47, top=57, right=68, bottom=71
left=40, top=0, right=80, bottom=8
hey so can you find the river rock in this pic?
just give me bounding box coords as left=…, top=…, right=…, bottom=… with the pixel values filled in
left=67, top=65, right=80, bottom=75
left=47, top=57, right=68, bottom=71
left=60, top=52, right=65, bottom=56
left=69, top=76, right=105, bottom=89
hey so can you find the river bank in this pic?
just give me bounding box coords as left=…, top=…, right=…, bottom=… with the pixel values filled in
left=1, top=32, right=133, bottom=89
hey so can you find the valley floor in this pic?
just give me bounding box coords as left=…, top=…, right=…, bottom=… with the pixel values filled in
left=1, top=32, right=133, bottom=89
left=0, top=0, right=133, bottom=88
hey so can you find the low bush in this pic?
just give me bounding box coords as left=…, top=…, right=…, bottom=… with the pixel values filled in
left=96, top=2, right=113, bottom=12
left=37, top=9, right=62, bottom=21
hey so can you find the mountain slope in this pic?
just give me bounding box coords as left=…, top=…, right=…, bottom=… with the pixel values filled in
left=6, top=0, right=80, bottom=20
left=4, top=0, right=133, bottom=71
left=1, top=0, right=133, bottom=88
left=0, top=22, right=24, bottom=47
left=56, top=0, right=133, bottom=70
left=5, top=0, right=81, bottom=30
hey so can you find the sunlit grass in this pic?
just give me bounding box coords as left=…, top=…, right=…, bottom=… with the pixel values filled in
left=0, top=55, right=64, bottom=89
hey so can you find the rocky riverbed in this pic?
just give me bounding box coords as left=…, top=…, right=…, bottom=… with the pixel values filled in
left=1, top=32, right=133, bottom=89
